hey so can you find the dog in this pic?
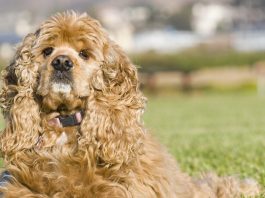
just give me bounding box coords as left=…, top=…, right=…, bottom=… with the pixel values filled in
left=0, top=11, right=260, bottom=197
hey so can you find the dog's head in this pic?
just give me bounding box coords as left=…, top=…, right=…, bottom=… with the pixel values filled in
left=33, top=12, right=114, bottom=112
left=0, top=12, right=145, bottom=163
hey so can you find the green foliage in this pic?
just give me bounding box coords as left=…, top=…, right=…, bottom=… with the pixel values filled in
left=144, top=91, right=265, bottom=187
left=131, top=50, right=265, bottom=73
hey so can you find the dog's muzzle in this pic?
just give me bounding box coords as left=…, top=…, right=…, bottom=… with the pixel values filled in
left=51, top=55, right=73, bottom=83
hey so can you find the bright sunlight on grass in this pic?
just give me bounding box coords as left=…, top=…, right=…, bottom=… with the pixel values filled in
left=144, top=91, right=265, bottom=186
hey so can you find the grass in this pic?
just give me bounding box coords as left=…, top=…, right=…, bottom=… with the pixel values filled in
left=143, top=90, right=265, bottom=187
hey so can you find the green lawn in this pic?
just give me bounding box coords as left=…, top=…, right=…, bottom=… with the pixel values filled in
left=144, top=91, right=265, bottom=188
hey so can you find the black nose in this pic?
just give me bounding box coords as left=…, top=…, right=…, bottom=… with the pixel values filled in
left=51, top=55, right=73, bottom=71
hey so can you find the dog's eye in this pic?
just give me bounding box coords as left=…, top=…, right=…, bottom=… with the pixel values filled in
left=79, top=49, right=89, bottom=60
left=42, top=47, right=54, bottom=57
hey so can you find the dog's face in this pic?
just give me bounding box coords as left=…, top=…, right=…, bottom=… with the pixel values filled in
left=1, top=12, right=143, bottom=158
left=33, top=13, right=107, bottom=112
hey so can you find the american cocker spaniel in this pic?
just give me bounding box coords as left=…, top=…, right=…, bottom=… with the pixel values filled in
left=0, top=11, right=260, bottom=197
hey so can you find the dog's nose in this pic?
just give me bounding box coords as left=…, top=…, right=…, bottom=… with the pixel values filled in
left=51, top=55, right=73, bottom=71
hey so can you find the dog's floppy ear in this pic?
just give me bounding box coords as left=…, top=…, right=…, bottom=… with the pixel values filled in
left=0, top=33, right=41, bottom=157
left=80, top=39, right=146, bottom=165
left=3, top=31, right=40, bottom=87
left=89, top=38, right=139, bottom=95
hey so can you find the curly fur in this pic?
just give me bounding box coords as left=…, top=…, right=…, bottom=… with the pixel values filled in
left=0, top=11, right=260, bottom=197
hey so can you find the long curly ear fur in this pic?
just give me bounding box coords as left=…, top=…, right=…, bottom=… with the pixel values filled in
left=80, top=39, right=147, bottom=165
left=0, top=33, right=41, bottom=158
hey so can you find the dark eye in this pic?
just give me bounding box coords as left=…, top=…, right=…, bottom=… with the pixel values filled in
left=42, top=47, right=54, bottom=57
left=79, top=49, right=89, bottom=60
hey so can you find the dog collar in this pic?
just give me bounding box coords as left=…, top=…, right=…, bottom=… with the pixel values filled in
left=48, top=111, right=83, bottom=128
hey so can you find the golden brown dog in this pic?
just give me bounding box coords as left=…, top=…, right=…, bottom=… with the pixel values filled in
left=0, top=11, right=260, bottom=197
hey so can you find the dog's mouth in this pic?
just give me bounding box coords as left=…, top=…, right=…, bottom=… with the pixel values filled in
left=48, top=110, right=84, bottom=128
left=41, top=102, right=85, bottom=129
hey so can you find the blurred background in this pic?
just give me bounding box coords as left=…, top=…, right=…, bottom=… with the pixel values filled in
left=1, top=0, right=265, bottom=93
left=1, top=0, right=265, bottom=187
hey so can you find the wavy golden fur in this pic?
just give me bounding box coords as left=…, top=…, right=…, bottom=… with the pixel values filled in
left=0, top=11, right=260, bottom=197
